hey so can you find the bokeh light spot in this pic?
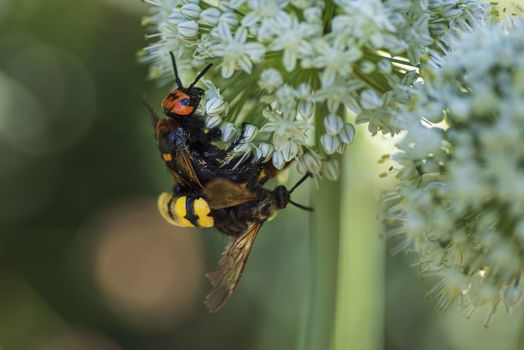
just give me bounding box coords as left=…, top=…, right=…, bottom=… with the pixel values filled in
left=88, top=199, right=204, bottom=329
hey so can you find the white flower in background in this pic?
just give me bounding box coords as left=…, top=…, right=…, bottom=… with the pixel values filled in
left=269, top=16, right=317, bottom=71
left=308, top=39, right=362, bottom=88
left=332, top=0, right=396, bottom=49
left=140, top=0, right=492, bottom=179
left=241, top=0, right=290, bottom=34
left=383, top=19, right=524, bottom=325
left=260, top=109, right=312, bottom=169
left=208, top=24, right=265, bottom=78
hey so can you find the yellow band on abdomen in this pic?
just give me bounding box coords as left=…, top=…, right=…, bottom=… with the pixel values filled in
left=193, top=197, right=214, bottom=228
left=157, top=193, right=194, bottom=228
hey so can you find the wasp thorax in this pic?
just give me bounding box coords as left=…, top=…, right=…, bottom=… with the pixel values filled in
left=162, top=89, right=195, bottom=117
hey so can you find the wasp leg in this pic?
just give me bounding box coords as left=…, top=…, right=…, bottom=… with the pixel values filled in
left=258, top=174, right=270, bottom=186
left=225, top=122, right=249, bottom=152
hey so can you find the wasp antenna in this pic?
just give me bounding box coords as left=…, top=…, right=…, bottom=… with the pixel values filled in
left=188, top=63, right=213, bottom=90
left=169, top=52, right=184, bottom=88
left=289, top=173, right=312, bottom=194
left=289, top=199, right=314, bottom=212
left=142, top=95, right=159, bottom=128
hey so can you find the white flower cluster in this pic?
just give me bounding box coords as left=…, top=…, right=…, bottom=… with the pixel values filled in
left=383, top=19, right=524, bottom=325
left=140, top=0, right=490, bottom=179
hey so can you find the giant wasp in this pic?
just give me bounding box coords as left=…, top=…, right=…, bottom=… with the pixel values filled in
left=145, top=53, right=312, bottom=311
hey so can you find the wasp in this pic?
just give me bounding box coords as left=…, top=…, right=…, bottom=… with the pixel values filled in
left=145, top=52, right=312, bottom=312
left=157, top=173, right=312, bottom=311
left=144, top=52, right=271, bottom=194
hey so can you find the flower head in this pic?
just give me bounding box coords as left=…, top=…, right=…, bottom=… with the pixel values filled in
left=383, top=18, right=524, bottom=325
left=140, top=0, right=492, bottom=179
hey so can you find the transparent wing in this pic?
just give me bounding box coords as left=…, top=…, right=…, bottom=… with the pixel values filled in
left=205, top=223, right=262, bottom=312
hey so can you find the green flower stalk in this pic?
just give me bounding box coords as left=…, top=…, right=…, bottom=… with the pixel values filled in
left=383, top=18, right=524, bottom=326
left=139, top=0, right=490, bottom=180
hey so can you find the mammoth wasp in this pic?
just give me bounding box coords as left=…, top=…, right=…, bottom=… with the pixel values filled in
left=145, top=53, right=312, bottom=312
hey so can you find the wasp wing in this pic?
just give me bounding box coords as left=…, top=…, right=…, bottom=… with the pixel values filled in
left=173, top=148, right=205, bottom=191
left=205, top=223, right=262, bottom=312
left=203, top=179, right=258, bottom=209
left=155, top=119, right=205, bottom=193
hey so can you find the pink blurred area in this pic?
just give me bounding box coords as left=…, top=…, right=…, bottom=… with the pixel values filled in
left=87, top=199, right=204, bottom=329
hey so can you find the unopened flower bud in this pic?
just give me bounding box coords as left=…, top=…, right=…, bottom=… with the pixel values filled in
left=360, top=89, right=382, bottom=110
left=242, top=124, right=258, bottom=142
left=272, top=150, right=285, bottom=169
left=178, top=21, right=199, bottom=39
left=206, top=115, right=222, bottom=129
left=181, top=3, right=201, bottom=19
left=324, top=114, right=344, bottom=135
left=339, top=123, right=355, bottom=144
left=360, top=61, right=375, bottom=74
left=302, top=152, right=321, bottom=174
left=256, top=143, right=273, bottom=162
left=234, top=142, right=251, bottom=154
left=206, top=96, right=228, bottom=116
left=169, top=11, right=185, bottom=24
left=322, top=159, right=340, bottom=181
left=320, top=134, right=340, bottom=154
left=504, top=286, right=523, bottom=307
left=220, top=12, right=239, bottom=27
left=200, top=8, right=221, bottom=26
left=298, top=101, right=314, bottom=118
left=220, top=122, right=237, bottom=142
left=282, top=142, right=298, bottom=162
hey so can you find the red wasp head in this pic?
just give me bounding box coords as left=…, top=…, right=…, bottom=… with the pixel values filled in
left=162, top=87, right=205, bottom=117
left=163, top=52, right=212, bottom=118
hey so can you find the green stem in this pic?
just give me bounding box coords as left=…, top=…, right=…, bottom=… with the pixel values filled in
left=518, top=306, right=524, bottom=350
left=322, top=0, right=336, bottom=34
left=353, top=67, right=391, bottom=94
left=298, top=104, right=340, bottom=350
left=332, top=128, right=385, bottom=350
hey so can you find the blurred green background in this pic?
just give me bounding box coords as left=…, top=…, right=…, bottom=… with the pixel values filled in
left=0, top=0, right=523, bottom=349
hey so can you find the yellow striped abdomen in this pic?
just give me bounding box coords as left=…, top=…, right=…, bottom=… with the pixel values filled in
left=158, top=192, right=214, bottom=228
